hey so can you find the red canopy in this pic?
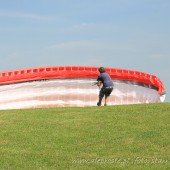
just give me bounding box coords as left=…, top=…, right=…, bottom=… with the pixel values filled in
left=0, top=66, right=165, bottom=95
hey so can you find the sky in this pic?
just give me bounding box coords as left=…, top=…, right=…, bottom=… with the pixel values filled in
left=0, top=0, right=169, bottom=101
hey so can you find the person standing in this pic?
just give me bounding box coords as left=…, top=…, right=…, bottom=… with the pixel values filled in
left=96, top=67, right=114, bottom=106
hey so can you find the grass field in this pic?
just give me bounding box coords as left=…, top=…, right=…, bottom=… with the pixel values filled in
left=0, top=103, right=170, bottom=170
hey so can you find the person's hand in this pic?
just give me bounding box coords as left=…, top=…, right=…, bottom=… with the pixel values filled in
left=97, top=81, right=102, bottom=87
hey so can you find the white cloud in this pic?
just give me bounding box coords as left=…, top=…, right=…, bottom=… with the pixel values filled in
left=69, top=22, right=96, bottom=30
left=0, top=11, right=51, bottom=20
left=49, top=41, right=102, bottom=49
left=150, top=54, right=167, bottom=59
left=64, top=22, right=120, bottom=34
left=48, top=40, right=135, bottom=51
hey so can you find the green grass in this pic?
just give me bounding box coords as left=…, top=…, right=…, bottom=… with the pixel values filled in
left=0, top=103, right=170, bottom=170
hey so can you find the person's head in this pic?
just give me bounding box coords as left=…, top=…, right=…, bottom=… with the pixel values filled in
left=98, top=67, right=105, bottom=73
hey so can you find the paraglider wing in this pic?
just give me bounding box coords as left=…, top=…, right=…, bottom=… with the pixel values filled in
left=0, top=66, right=165, bottom=110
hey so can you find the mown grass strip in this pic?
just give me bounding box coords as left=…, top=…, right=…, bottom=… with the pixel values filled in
left=0, top=103, right=170, bottom=170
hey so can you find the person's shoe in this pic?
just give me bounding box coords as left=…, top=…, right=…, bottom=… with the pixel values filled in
left=104, top=104, right=107, bottom=106
left=97, top=102, right=101, bottom=106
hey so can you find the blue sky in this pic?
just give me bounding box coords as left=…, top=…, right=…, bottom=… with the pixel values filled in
left=0, top=0, right=169, bottom=101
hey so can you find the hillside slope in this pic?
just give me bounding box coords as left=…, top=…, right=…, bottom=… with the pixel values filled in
left=0, top=103, right=170, bottom=170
